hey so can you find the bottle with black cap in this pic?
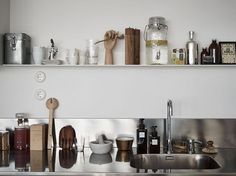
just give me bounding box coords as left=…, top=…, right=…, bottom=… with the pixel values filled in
left=149, top=126, right=160, bottom=153
left=137, top=119, right=147, bottom=154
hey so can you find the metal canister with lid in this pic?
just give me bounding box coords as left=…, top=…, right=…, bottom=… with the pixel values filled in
left=144, top=17, right=168, bottom=64
left=4, top=33, right=31, bottom=64
left=0, top=131, right=9, bottom=151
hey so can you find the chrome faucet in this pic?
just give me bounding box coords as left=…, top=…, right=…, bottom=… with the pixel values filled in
left=187, top=138, right=202, bottom=154
left=167, top=99, right=173, bottom=154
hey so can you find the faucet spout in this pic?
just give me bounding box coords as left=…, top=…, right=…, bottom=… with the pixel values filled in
left=167, top=99, right=173, bottom=154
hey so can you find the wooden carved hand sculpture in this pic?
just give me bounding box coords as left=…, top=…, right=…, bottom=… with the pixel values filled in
left=59, top=149, right=77, bottom=169
left=59, top=125, right=76, bottom=150
left=104, top=30, right=118, bottom=64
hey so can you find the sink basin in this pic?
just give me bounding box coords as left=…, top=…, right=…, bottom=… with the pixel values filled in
left=130, top=154, right=220, bottom=170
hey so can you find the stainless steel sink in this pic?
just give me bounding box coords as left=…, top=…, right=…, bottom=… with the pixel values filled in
left=130, top=154, right=221, bottom=170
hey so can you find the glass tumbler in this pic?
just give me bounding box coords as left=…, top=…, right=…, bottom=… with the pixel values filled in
left=77, top=136, right=85, bottom=152
left=85, top=39, right=99, bottom=65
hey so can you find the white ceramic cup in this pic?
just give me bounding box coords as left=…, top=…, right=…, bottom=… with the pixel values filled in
left=32, top=47, right=47, bottom=64
left=68, top=48, right=79, bottom=65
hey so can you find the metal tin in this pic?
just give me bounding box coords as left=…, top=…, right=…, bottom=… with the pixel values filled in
left=0, top=131, right=9, bottom=151
left=4, top=33, right=31, bottom=64
left=116, top=137, right=133, bottom=151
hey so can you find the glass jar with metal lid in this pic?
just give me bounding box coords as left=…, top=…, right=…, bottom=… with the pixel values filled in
left=144, top=17, right=168, bottom=64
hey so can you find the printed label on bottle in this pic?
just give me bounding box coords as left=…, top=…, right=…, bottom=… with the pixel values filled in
left=139, top=132, right=145, bottom=138
left=146, top=40, right=168, bottom=47
left=213, top=49, right=216, bottom=63
left=152, top=139, right=158, bottom=145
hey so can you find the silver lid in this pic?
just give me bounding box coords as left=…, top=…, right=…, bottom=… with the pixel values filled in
left=149, top=16, right=166, bottom=26
left=4, top=33, right=31, bottom=40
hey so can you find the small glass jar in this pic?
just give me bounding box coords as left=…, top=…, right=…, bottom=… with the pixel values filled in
left=85, top=39, right=99, bottom=65
left=144, top=17, right=168, bottom=64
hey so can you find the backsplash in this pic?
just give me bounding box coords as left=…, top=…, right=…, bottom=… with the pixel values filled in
left=0, top=118, right=235, bottom=148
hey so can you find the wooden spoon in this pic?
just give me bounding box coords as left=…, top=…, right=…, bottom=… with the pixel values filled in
left=46, top=98, right=59, bottom=149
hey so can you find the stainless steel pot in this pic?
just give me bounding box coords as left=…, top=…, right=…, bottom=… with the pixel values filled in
left=4, top=33, right=31, bottom=64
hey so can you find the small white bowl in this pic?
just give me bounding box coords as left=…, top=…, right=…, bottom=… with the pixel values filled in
left=89, top=140, right=112, bottom=154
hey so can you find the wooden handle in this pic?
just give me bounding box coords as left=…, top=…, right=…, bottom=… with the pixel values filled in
left=46, top=98, right=59, bottom=149
left=47, top=109, right=53, bottom=149
left=47, top=149, right=56, bottom=172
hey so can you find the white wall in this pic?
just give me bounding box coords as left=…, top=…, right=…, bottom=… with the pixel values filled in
left=0, top=0, right=10, bottom=64
left=0, top=0, right=236, bottom=119
left=0, top=66, right=236, bottom=119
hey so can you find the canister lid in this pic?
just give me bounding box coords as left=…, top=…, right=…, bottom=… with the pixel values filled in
left=4, top=33, right=31, bottom=40
left=0, top=130, right=9, bottom=135
left=149, top=16, right=166, bottom=26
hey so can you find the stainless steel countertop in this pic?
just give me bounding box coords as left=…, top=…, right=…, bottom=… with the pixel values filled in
left=0, top=148, right=236, bottom=175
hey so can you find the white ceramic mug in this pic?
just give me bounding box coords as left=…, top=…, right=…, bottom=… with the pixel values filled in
left=32, top=47, right=47, bottom=64
left=65, top=48, right=80, bottom=65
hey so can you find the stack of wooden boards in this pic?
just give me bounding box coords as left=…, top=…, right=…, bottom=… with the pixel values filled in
left=125, top=28, right=140, bottom=64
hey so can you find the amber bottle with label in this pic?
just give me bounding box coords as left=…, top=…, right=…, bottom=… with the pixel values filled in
left=209, top=40, right=220, bottom=64
left=137, top=119, right=147, bottom=154
left=200, top=48, right=209, bottom=64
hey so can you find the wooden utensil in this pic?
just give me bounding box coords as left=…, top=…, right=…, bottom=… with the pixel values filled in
left=94, top=34, right=124, bottom=45
left=46, top=98, right=59, bottom=149
left=47, top=148, right=56, bottom=172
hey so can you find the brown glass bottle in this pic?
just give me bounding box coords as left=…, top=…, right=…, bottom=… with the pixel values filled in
left=209, top=40, right=220, bottom=64
left=200, top=48, right=209, bottom=64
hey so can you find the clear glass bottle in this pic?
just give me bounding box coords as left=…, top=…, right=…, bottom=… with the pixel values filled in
left=144, top=17, right=168, bottom=65
left=186, top=31, right=199, bottom=65
left=85, top=39, right=99, bottom=65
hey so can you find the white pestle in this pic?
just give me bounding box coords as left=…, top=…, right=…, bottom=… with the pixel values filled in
left=98, top=134, right=105, bottom=144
